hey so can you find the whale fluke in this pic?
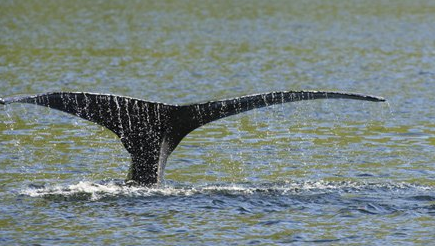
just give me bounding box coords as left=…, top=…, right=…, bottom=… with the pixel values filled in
left=1, top=91, right=385, bottom=185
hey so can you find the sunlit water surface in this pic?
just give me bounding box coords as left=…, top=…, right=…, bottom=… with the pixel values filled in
left=1, top=1, right=434, bottom=245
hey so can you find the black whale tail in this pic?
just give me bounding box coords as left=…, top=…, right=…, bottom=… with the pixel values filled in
left=1, top=91, right=385, bottom=185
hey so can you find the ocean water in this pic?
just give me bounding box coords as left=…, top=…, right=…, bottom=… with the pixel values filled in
left=0, top=0, right=434, bottom=245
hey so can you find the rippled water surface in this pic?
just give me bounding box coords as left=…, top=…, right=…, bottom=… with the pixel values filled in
left=1, top=1, right=434, bottom=245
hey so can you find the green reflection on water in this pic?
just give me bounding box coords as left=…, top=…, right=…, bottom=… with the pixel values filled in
left=1, top=0, right=435, bottom=245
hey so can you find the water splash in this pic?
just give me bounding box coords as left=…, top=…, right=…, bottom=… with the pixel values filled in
left=20, top=180, right=434, bottom=202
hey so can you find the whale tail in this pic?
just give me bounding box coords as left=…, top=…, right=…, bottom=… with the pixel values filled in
left=1, top=91, right=385, bottom=185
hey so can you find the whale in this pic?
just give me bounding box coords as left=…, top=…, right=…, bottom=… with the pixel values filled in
left=1, top=90, right=385, bottom=185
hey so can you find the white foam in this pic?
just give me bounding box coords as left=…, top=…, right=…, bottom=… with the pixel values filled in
left=21, top=181, right=198, bottom=200
left=20, top=180, right=433, bottom=201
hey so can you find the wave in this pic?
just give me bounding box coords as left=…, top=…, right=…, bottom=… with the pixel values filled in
left=20, top=179, right=434, bottom=202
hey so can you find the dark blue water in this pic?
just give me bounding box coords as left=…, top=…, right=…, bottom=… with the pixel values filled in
left=8, top=180, right=433, bottom=245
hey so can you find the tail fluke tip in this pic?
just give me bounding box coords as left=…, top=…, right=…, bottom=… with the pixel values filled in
left=370, top=95, right=386, bottom=102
